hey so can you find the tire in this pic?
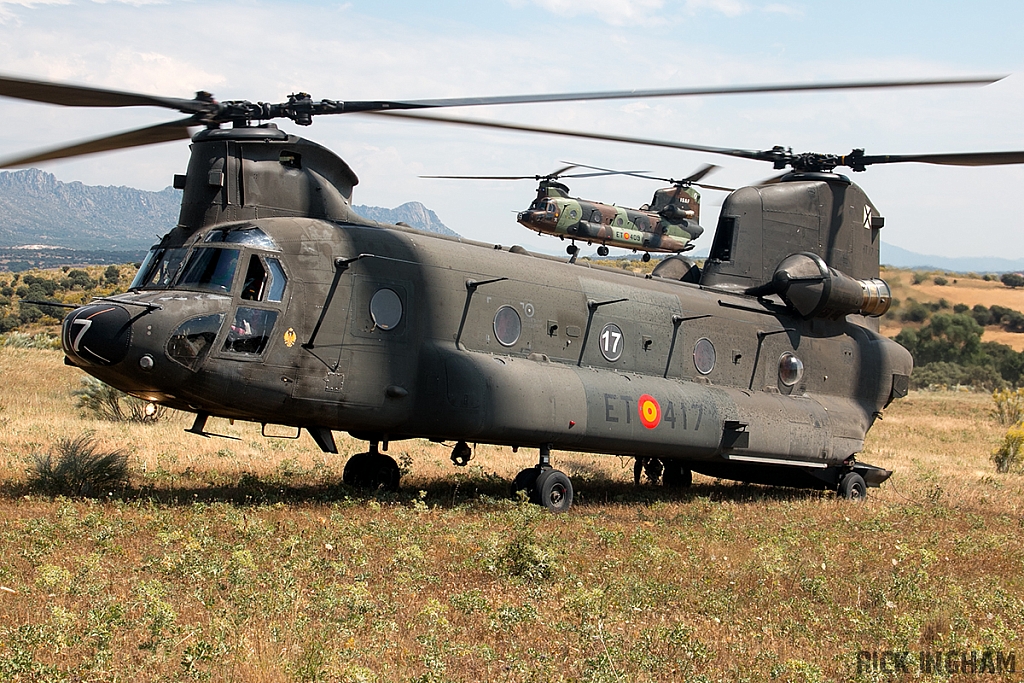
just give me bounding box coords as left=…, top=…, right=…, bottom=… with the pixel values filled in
left=343, top=453, right=400, bottom=491
left=511, top=467, right=543, bottom=499
left=662, top=460, right=692, bottom=488
left=535, top=469, right=573, bottom=513
left=838, top=472, right=867, bottom=501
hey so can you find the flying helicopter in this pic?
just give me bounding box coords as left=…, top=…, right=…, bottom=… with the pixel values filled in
left=2, top=72, right=1022, bottom=513
left=424, top=162, right=733, bottom=261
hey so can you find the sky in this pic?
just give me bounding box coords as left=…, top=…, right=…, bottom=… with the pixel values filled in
left=0, top=0, right=1022, bottom=259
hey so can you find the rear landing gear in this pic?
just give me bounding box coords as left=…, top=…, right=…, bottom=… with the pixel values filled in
left=343, top=441, right=400, bottom=491
left=510, top=444, right=574, bottom=513
left=597, top=245, right=610, bottom=257
left=633, top=457, right=692, bottom=488
left=837, top=471, right=867, bottom=501
left=642, top=252, right=651, bottom=263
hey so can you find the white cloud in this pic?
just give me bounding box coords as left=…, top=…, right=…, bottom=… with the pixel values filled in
left=763, top=3, right=802, bottom=17
left=682, top=0, right=751, bottom=17
left=520, top=0, right=665, bottom=26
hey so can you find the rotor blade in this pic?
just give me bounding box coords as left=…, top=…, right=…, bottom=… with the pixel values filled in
left=363, top=75, right=1005, bottom=111
left=692, top=182, right=735, bottom=192
left=375, top=110, right=767, bottom=162
left=0, top=73, right=210, bottom=113
left=563, top=170, right=646, bottom=178
left=0, top=118, right=197, bottom=168
left=420, top=174, right=541, bottom=180
left=559, top=161, right=671, bottom=183
left=683, top=163, right=718, bottom=183
left=858, top=150, right=1024, bottom=167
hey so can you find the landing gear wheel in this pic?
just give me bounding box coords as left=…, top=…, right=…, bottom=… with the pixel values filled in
left=343, top=452, right=400, bottom=491
left=566, top=244, right=579, bottom=255
left=662, top=460, right=692, bottom=488
left=838, top=472, right=866, bottom=501
left=633, top=457, right=663, bottom=485
left=597, top=245, right=610, bottom=257
left=511, top=467, right=543, bottom=500
left=535, top=469, right=573, bottom=513
left=642, top=252, right=651, bottom=262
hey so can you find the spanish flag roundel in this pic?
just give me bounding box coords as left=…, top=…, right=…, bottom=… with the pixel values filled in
left=638, top=394, right=661, bottom=429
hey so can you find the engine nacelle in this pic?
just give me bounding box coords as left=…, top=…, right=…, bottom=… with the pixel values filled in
left=771, top=252, right=891, bottom=320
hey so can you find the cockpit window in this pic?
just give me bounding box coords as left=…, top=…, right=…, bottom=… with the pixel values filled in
left=176, top=247, right=239, bottom=294
left=265, top=258, right=287, bottom=302
left=241, top=255, right=267, bottom=301
left=223, top=307, right=278, bottom=355
left=204, top=226, right=279, bottom=251
left=130, top=247, right=189, bottom=290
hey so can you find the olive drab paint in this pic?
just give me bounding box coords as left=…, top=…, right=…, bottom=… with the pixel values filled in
left=61, top=125, right=910, bottom=507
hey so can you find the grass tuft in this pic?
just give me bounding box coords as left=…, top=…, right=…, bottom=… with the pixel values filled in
left=27, top=433, right=129, bottom=496
left=73, top=376, right=166, bottom=423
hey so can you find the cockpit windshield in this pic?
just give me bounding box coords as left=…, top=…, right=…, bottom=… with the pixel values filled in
left=175, top=247, right=240, bottom=294
left=130, top=247, right=189, bottom=290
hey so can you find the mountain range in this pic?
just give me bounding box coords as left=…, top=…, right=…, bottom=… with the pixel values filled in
left=0, top=169, right=458, bottom=252
left=0, top=169, right=1020, bottom=273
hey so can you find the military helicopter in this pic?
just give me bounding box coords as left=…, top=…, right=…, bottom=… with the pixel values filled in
left=424, top=162, right=732, bottom=261
left=2, top=72, right=1022, bottom=513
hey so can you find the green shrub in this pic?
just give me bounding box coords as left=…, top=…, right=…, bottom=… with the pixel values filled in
left=900, top=300, right=930, bottom=323
left=912, top=271, right=927, bottom=285
left=992, top=388, right=1024, bottom=425
left=910, top=361, right=1005, bottom=391
left=2, top=331, right=61, bottom=349
left=28, top=434, right=129, bottom=496
left=73, top=376, right=166, bottom=423
left=1001, top=273, right=1024, bottom=289
left=993, top=426, right=1024, bottom=473
left=934, top=276, right=948, bottom=286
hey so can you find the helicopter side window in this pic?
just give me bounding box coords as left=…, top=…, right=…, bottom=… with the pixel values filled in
left=223, top=307, right=279, bottom=355
left=176, top=247, right=240, bottom=294
left=266, top=258, right=287, bottom=302
left=709, top=216, right=737, bottom=262
left=166, top=313, right=225, bottom=370
left=241, top=255, right=268, bottom=301
left=130, top=247, right=189, bottom=290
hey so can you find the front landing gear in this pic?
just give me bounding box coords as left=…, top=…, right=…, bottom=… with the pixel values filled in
left=510, top=445, right=574, bottom=513
left=343, top=442, right=400, bottom=491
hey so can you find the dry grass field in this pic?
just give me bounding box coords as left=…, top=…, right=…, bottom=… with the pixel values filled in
left=882, top=269, right=1024, bottom=351
left=1, top=347, right=1023, bottom=682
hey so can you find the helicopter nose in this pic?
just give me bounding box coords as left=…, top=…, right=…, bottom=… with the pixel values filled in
left=62, top=303, right=133, bottom=367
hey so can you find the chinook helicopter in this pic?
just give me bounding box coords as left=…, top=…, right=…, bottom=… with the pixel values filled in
left=425, top=163, right=732, bottom=261
left=2, top=72, right=1022, bottom=513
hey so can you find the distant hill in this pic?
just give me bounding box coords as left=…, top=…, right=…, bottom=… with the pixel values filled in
left=0, top=169, right=181, bottom=251
left=352, top=202, right=458, bottom=236
left=0, top=169, right=458, bottom=263
left=880, top=242, right=1024, bottom=274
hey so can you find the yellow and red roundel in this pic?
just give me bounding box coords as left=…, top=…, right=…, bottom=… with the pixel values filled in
left=638, top=394, right=661, bottom=429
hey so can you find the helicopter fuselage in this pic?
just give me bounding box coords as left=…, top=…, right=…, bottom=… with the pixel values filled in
left=517, top=182, right=704, bottom=256
left=62, top=215, right=910, bottom=490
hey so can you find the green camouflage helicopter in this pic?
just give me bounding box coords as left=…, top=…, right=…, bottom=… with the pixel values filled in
left=428, top=163, right=733, bottom=261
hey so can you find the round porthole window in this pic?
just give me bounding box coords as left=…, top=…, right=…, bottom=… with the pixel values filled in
left=693, top=338, right=716, bottom=375
left=493, top=305, right=522, bottom=347
left=369, top=288, right=403, bottom=330
left=779, top=352, right=804, bottom=387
